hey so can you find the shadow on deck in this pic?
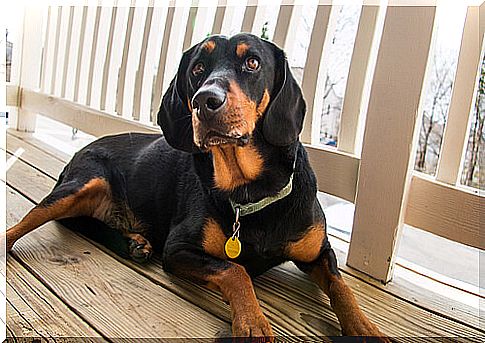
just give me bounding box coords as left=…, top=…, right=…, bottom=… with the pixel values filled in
left=3, top=129, right=483, bottom=342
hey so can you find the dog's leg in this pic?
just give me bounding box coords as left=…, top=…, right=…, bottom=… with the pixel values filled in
left=163, top=248, right=273, bottom=339
left=6, top=178, right=110, bottom=251
left=296, top=248, right=388, bottom=340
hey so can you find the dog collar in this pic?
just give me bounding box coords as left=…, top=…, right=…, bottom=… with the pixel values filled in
left=229, top=171, right=294, bottom=217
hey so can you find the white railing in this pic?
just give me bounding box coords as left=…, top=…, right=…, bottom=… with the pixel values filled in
left=6, top=0, right=484, bottom=283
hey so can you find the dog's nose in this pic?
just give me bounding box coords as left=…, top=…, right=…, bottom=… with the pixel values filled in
left=192, top=86, right=226, bottom=118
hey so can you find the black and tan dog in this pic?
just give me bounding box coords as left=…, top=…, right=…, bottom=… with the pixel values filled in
left=7, top=34, right=386, bottom=339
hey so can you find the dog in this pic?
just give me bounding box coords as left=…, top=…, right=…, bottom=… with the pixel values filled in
left=7, top=33, right=386, bottom=339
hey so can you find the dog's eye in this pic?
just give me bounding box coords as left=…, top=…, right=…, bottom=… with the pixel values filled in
left=245, top=57, right=260, bottom=71
left=192, top=62, right=205, bottom=76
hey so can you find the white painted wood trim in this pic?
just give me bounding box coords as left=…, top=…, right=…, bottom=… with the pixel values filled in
left=337, top=5, right=380, bottom=155
left=133, top=6, right=155, bottom=121
left=60, top=6, right=75, bottom=99
left=347, top=6, right=436, bottom=283
left=20, top=88, right=160, bottom=137
left=272, top=1, right=295, bottom=48
left=300, top=4, right=336, bottom=144
left=11, top=6, right=46, bottom=132
left=85, top=6, right=103, bottom=107
left=435, top=7, right=481, bottom=185
left=405, top=174, right=482, bottom=250
left=241, top=0, right=258, bottom=33
left=211, top=0, right=227, bottom=34
left=100, top=6, right=118, bottom=111
left=305, top=145, right=359, bottom=203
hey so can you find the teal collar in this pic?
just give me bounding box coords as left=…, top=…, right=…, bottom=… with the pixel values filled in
left=229, top=172, right=294, bottom=217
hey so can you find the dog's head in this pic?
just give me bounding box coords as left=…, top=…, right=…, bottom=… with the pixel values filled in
left=158, top=33, right=306, bottom=153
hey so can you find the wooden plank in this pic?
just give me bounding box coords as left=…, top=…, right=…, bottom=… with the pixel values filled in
left=435, top=6, right=482, bottom=185
left=6, top=255, right=103, bottom=340
left=241, top=0, right=258, bottom=33
left=60, top=6, right=75, bottom=98
left=64, top=5, right=84, bottom=101
left=133, top=5, right=154, bottom=121
left=6, top=84, right=19, bottom=107
left=347, top=6, right=436, bottom=283
left=100, top=6, right=118, bottom=111
left=50, top=6, right=63, bottom=96
left=85, top=5, right=103, bottom=107
left=300, top=4, right=335, bottom=144
left=337, top=5, right=381, bottom=154
left=8, top=128, right=483, bottom=338
left=90, top=5, right=114, bottom=110
left=6, top=134, right=65, bottom=180
left=138, top=3, right=167, bottom=124
left=305, top=145, right=359, bottom=203
left=10, top=6, right=45, bottom=132
left=184, top=1, right=198, bottom=50
left=21, top=89, right=160, bottom=138
left=121, top=2, right=150, bottom=121
left=405, top=174, right=482, bottom=250
left=152, top=1, right=191, bottom=122
left=73, top=6, right=89, bottom=103
left=211, top=0, right=227, bottom=34
left=39, top=6, right=52, bottom=93
left=273, top=1, right=301, bottom=54
left=7, top=193, right=230, bottom=339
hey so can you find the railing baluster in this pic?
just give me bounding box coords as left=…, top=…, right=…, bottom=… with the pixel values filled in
left=347, top=4, right=436, bottom=283
left=241, top=0, right=258, bottom=33
left=50, top=6, right=63, bottom=95
left=435, top=6, right=482, bottom=185
left=212, top=0, right=227, bottom=34
left=337, top=4, right=383, bottom=155
left=40, top=6, right=52, bottom=93
left=86, top=5, right=103, bottom=107
left=73, top=6, right=89, bottom=103
left=115, top=1, right=136, bottom=116
left=300, top=3, right=337, bottom=144
left=151, top=0, right=192, bottom=124
left=91, top=5, right=115, bottom=109
left=184, top=0, right=199, bottom=50
left=133, top=3, right=155, bottom=121
left=60, top=6, right=75, bottom=99
left=100, top=5, right=118, bottom=111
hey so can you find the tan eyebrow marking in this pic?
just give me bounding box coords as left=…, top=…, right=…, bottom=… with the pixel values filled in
left=236, top=43, right=250, bottom=58
left=202, top=40, right=216, bottom=53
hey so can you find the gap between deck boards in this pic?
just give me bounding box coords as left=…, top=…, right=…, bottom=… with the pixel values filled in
left=5, top=130, right=484, bottom=341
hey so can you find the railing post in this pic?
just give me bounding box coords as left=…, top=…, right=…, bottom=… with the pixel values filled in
left=10, top=5, right=45, bottom=132
left=435, top=6, right=482, bottom=185
left=241, top=0, right=258, bottom=33
left=346, top=4, right=436, bottom=283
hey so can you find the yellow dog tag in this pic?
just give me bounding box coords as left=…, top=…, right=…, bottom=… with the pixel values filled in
left=225, top=237, right=241, bottom=259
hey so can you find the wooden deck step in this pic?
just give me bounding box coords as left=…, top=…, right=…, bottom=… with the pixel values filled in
left=5, top=130, right=485, bottom=341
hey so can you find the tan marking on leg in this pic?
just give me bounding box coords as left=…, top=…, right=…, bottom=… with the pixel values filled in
left=257, top=89, right=270, bottom=116
left=286, top=223, right=325, bottom=263
left=7, top=178, right=112, bottom=251
left=207, top=263, right=273, bottom=337
left=202, top=218, right=227, bottom=260
left=310, top=255, right=386, bottom=338
left=210, top=144, right=264, bottom=191
left=202, top=40, right=216, bottom=53
left=236, top=42, right=249, bottom=58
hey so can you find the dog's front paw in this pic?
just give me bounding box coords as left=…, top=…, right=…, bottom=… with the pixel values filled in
left=127, top=233, right=153, bottom=263
left=232, top=312, right=274, bottom=340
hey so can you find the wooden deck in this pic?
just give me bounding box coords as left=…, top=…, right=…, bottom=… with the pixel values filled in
left=3, top=129, right=484, bottom=342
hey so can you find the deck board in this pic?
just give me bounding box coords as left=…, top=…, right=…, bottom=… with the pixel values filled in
left=7, top=186, right=231, bottom=339
left=6, top=128, right=482, bottom=330
left=5, top=130, right=484, bottom=341
left=6, top=256, right=104, bottom=341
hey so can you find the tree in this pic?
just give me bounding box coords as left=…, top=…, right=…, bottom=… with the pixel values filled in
left=415, top=52, right=455, bottom=173
left=462, top=57, right=485, bottom=189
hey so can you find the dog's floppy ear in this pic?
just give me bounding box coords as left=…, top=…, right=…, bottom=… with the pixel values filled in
left=157, top=45, right=199, bottom=153
left=262, top=41, right=306, bottom=146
